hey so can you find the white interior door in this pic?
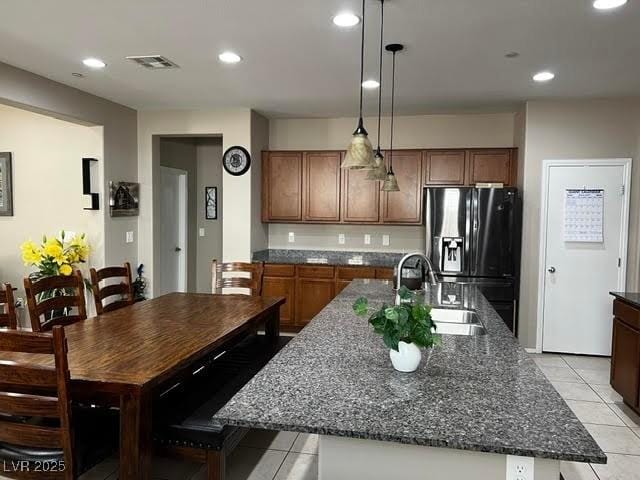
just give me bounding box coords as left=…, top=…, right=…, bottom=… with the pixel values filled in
left=540, top=160, right=631, bottom=355
left=159, top=167, right=187, bottom=295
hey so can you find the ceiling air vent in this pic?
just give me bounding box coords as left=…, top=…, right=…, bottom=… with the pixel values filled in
left=126, top=55, right=179, bottom=69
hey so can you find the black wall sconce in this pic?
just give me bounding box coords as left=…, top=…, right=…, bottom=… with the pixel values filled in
left=83, top=157, right=99, bottom=210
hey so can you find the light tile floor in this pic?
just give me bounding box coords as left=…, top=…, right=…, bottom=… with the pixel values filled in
left=3, top=353, right=638, bottom=480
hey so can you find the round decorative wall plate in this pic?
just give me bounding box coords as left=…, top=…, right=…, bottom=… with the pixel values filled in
left=222, top=146, right=251, bottom=176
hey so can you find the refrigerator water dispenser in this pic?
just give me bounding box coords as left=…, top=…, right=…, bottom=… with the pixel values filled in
left=441, top=237, right=463, bottom=273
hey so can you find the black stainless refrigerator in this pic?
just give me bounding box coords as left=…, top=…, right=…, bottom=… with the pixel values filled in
left=425, top=187, right=521, bottom=333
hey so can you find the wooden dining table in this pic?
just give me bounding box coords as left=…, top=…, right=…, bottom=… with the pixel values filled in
left=0, top=292, right=284, bottom=480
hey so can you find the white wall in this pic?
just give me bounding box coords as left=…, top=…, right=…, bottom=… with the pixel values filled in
left=0, top=62, right=138, bottom=270
left=267, top=112, right=516, bottom=252
left=0, top=104, right=103, bottom=325
left=137, top=109, right=269, bottom=296
left=518, top=99, right=640, bottom=349
left=251, top=111, right=269, bottom=253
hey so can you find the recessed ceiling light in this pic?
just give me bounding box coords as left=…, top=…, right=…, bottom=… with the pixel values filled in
left=593, top=0, right=627, bottom=10
left=533, top=71, right=555, bottom=82
left=82, top=58, right=106, bottom=69
left=333, top=12, right=360, bottom=27
left=362, top=79, right=380, bottom=89
left=218, top=51, right=242, bottom=64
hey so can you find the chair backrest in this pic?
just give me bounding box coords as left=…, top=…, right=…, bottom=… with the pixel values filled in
left=89, top=262, right=134, bottom=315
left=24, top=271, right=87, bottom=332
left=0, top=283, right=17, bottom=329
left=211, top=260, right=264, bottom=296
left=0, top=327, right=75, bottom=479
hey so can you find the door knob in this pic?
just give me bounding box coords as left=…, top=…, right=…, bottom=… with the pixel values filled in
left=548, top=266, right=556, bottom=273
left=175, top=247, right=182, bottom=252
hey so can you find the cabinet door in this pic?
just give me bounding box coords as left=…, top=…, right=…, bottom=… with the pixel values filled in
left=303, top=152, right=341, bottom=222
left=263, top=152, right=303, bottom=221
left=611, top=317, right=640, bottom=407
left=381, top=150, right=424, bottom=224
left=342, top=157, right=380, bottom=223
left=468, top=149, right=515, bottom=186
left=424, top=150, right=466, bottom=185
left=262, top=276, right=296, bottom=328
left=335, top=280, right=351, bottom=295
left=296, top=279, right=335, bottom=326
left=375, top=268, right=394, bottom=280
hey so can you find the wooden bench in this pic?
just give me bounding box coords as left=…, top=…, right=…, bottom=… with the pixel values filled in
left=153, top=333, right=290, bottom=480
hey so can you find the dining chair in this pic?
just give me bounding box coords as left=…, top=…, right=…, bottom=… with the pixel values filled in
left=24, top=271, right=87, bottom=332
left=0, top=283, right=17, bottom=329
left=211, top=260, right=264, bottom=296
left=89, top=262, right=135, bottom=314
left=0, top=327, right=76, bottom=479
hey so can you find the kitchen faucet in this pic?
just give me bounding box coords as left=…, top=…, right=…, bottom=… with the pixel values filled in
left=395, top=252, right=438, bottom=305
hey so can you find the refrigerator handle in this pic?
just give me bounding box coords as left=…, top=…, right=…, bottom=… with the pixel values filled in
left=425, top=191, right=432, bottom=259
left=470, top=189, right=478, bottom=275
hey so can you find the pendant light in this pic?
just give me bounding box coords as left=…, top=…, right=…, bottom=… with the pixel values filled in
left=341, top=0, right=375, bottom=170
left=381, top=43, right=403, bottom=192
left=367, top=0, right=388, bottom=181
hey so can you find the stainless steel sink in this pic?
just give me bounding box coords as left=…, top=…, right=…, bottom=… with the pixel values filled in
left=433, top=322, right=487, bottom=336
left=430, top=308, right=480, bottom=324
left=429, top=308, right=487, bottom=336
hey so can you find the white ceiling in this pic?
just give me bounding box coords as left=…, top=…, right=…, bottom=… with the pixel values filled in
left=1, top=0, right=639, bottom=118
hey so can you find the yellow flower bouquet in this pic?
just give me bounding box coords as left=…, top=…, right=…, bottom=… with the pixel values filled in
left=21, top=231, right=90, bottom=280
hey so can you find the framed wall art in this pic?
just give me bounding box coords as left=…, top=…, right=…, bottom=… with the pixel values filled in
left=109, top=181, right=139, bottom=217
left=0, top=152, right=13, bottom=216
left=205, top=186, right=217, bottom=220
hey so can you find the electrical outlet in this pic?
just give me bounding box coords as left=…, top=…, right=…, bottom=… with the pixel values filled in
left=338, top=233, right=346, bottom=245
left=382, top=234, right=390, bottom=246
left=364, top=234, right=371, bottom=245
left=125, top=231, right=134, bottom=243
left=506, top=455, right=534, bottom=480
left=199, top=228, right=205, bottom=237
left=288, top=232, right=295, bottom=243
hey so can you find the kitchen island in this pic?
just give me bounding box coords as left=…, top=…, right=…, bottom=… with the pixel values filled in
left=215, top=280, right=605, bottom=479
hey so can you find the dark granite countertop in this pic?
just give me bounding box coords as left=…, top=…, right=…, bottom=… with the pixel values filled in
left=214, top=280, right=606, bottom=464
left=252, top=249, right=404, bottom=268
left=610, top=291, right=640, bottom=309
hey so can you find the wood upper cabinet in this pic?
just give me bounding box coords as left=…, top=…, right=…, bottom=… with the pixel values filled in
left=342, top=163, right=380, bottom=223
left=468, top=149, right=517, bottom=186
left=303, top=152, right=341, bottom=222
left=381, top=150, right=424, bottom=224
left=424, top=150, right=466, bottom=185
left=262, top=152, right=303, bottom=221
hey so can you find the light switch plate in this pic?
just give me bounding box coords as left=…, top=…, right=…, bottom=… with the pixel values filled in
left=199, top=228, right=205, bottom=237
left=125, top=231, right=134, bottom=244
left=288, top=232, right=295, bottom=243
left=382, top=234, right=390, bottom=246
left=338, top=233, right=346, bottom=245
left=364, top=234, right=371, bottom=245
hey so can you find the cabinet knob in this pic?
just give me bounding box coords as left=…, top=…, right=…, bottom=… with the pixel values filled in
left=548, top=266, right=556, bottom=273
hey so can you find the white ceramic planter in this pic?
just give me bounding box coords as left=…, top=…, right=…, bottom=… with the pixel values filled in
left=389, top=341, right=422, bottom=372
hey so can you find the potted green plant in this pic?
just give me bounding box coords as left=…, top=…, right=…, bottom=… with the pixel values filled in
left=353, top=286, right=440, bottom=372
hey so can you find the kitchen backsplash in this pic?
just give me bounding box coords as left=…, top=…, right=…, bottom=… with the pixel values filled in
left=268, top=224, right=425, bottom=253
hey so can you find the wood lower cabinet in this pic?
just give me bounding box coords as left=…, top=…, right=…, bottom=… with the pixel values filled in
left=303, top=152, right=341, bottom=222
left=262, top=263, right=381, bottom=330
left=375, top=268, right=394, bottom=280
left=296, top=278, right=335, bottom=327
left=611, top=299, right=640, bottom=411
left=424, top=150, right=466, bottom=185
left=381, top=150, right=424, bottom=224
left=262, top=152, right=303, bottom=221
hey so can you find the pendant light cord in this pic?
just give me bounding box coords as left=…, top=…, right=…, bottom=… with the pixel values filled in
left=376, top=0, right=384, bottom=151
left=389, top=49, right=396, bottom=173
left=358, top=0, right=366, bottom=120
